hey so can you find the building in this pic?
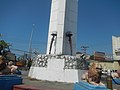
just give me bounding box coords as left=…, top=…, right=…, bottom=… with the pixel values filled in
left=94, top=51, right=105, bottom=61
left=112, top=36, right=120, bottom=60
left=90, top=60, right=120, bottom=71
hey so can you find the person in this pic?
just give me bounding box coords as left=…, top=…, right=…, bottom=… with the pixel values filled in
left=0, top=56, right=18, bottom=75
left=81, top=62, right=104, bottom=86
left=0, top=56, right=11, bottom=74
left=8, top=61, right=18, bottom=74
left=27, top=59, right=32, bottom=70
left=117, top=69, right=120, bottom=77
left=112, top=69, right=120, bottom=78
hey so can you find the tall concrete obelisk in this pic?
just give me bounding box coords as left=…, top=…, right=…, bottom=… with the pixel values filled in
left=47, top=0, right=78, bottom=55
left=28, top=0, right=84, bottom=83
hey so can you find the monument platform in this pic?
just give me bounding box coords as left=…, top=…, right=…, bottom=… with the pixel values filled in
left=28, top=55, right=86, bottom=83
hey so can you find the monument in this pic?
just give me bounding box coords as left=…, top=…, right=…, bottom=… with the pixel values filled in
left=46, top=0, right=78, bottom=56
left=28, top=0, right=85, bottom=83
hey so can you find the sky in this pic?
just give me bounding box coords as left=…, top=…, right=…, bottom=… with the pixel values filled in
left=0, top=0, right=120, bottom=56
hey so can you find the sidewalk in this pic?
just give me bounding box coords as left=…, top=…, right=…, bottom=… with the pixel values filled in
left=20, top=70, right=74, bottom=90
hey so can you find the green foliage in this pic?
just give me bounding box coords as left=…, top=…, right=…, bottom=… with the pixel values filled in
left=0, top=40, right=9, bottom=48
left=0, top=40, right=10, bottom=58
left=90, top=55, right=94, bottom=60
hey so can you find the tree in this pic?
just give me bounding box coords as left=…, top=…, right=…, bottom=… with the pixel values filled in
left=0, top=40, right=9, bottom=48
left=0, top=40, right=10, bottom=57
left=90, top=55, right=94, bottom=60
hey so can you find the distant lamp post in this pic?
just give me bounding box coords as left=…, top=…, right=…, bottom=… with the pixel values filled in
left=28, top=24, right=35, bottom=59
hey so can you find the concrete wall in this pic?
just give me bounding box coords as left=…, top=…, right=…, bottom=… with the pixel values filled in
left=112, top=36, right=120, bottom=60
left=29, top=58, right=86, bottom=83
left=46, top=0, right=78, bottom=56
left=46, top=0, right=59, bottom=55
left=90, top=60, right=120, bottom=70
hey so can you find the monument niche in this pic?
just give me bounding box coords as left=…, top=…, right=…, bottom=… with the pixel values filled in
left=28, top=0, right=86, bottom=83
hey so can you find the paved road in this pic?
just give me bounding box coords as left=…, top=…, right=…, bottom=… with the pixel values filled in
left=20, top=70, right=120, bottom=90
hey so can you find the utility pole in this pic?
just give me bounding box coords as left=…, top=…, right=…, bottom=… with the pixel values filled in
left=81, top=46, right=89, bottom=54
left=26, top=24, right=35, bottom=68
left=0, top=34, right=3, bottom=39
left=0, top=34, right=2, bottom=37
left=81, top=46, right=89, bottom=69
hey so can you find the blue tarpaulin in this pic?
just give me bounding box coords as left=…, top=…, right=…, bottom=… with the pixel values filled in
left=74, top=81, right=107, bottom=90
left=112, top=78, right=120, bottom=84
left=0, top=75, right=22, bottom=90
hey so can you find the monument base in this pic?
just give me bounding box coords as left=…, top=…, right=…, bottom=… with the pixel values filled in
left=28, top=55, right=86, bottom=83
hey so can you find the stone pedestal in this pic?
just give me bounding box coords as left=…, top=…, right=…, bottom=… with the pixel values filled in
left=28, top=55, right=86, bottom=83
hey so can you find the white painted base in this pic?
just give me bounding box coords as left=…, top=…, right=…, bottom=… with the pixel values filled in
left=28, top=58, right=86, bottom=83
